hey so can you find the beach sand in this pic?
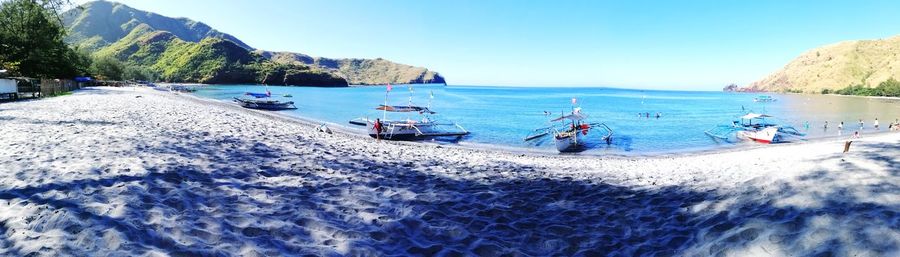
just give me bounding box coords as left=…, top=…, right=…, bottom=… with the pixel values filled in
left=0, top=87, right=897, bottom=256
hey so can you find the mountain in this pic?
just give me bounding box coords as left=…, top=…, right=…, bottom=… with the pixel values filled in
left=62, top=1, right=445, bottom=85
left=85, top=21, right=345, bottom=85
left=747, top=36, right=900, bottom=93
left=63, top=0, right=251, bottom=50
left=259, top=51, right=446, bottom=85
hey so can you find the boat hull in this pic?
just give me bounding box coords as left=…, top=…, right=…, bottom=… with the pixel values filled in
left=555, top=131, right=586, bottom=152
left=737, top=127, right=780, bottom=144
left=367, top=121, right=466, bottom=141
left=234, top=98, right=296, bottom=110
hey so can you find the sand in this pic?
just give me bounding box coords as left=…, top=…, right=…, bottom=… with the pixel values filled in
left=0, top=86, right=897, bottom=256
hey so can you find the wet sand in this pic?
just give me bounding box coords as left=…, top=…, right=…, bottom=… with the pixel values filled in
left=0, top=87, right=897, bottom=256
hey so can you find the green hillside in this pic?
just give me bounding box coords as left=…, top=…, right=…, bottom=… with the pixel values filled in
left=260, top=51, right=446, bottom=85
left=91, top=24, right=345, bottom=85
left=63, top=0, right=251, bottom=50
left=63, top=1, right=445, bottom=86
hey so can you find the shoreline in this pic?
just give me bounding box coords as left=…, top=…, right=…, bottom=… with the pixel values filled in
left=776, top=91, right=900, bottom=101
left=0, top=86, right=896, bottom=256
left=161, top=82, right=900, bottom=101
left=177, top=87, right=898, bottom=159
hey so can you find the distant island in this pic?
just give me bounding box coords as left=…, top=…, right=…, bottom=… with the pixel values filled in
left=739, top=36, right=900, bottom=97
left=62, top=0, right=446, bottom=86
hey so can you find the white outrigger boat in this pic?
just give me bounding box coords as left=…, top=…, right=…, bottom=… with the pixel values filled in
left=705, top=112, right=805, bottom=144
left=524, top=100, right=613, bottom=152
left=349, top=85, right=469, bottom=141
left=233, top=85, right=296, bottom=110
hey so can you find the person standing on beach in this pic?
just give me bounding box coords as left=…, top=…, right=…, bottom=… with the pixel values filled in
left=858, top=119, right=864, bottom=130
left=804, top=121, right=810, bottom=131
left=824, top=121, right=829, bottom=130
left=373, top=118, right=383, bottom=140
left=874, top=118, right=879, bottom=130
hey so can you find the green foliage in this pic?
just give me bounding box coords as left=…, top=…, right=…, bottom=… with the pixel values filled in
left=90, top=55, right=125, bottom=81
left=0, top=0, right=85, bottom=78
left=252, top=61, right=347, bottom=86
left=821, top=88, right=832, bottom=94
left=62, top=1, right=436, bottom=86
left=153, top=38, right=252, bottom=83
left=89, top=54, right=158, bottom=81
left=47, top=91, right=73, bottom=97
left=833, top=78, right=900, bottom=97
left=122, top=65, right=158, bottom=81
left=874, top=78, right=900, bottom=97
left=62, top=1, right=252, bottom=50
left=70, top=46, right=93, bottom=75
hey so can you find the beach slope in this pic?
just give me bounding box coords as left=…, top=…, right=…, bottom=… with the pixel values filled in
left=0, top=87, right=897, bottom=256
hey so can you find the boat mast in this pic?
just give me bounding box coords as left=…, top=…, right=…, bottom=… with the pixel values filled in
left=571, top=98, right=577, bottom=144
left=408, top=85, right=413, bottom=121
left=383, top=84, right=390, bottom=121
left=263, top=74, right=269, bottom=94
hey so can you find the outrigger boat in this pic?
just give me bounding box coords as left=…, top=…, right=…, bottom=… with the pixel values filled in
left=705, top=112, right=804, bottom=144
left=167, top=84, right=197, bottom=92
left=753, top=95, right=777, bottom=102
left=349, top=85, right=469, bottom=140
left=233, top=85, right=296, bottom=110
left=234, top=97, right=297, bottom=110
left=524, top=99, right=613, bottom=152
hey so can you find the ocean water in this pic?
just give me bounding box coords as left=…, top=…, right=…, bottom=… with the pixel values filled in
left=192, top=84, right=900, bottom=154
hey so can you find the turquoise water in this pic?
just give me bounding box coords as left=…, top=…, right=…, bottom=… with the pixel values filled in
left=193, top=85, right=900, bottom=154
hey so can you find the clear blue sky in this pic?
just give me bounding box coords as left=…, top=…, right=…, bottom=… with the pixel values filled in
left=77, top=0, right=900, bottom=90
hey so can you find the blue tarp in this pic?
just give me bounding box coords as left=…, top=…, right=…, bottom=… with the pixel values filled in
left=245, top=92, right=269, bottom=98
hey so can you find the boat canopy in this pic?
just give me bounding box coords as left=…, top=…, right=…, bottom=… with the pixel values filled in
left=244, top=92, right=269, bottom=98
left=375, top=105, right=436, bottom=114
left=740, top=113, right=772, bottom=120
left=551, top=113, right=587, bottom=122
left=551, top=108, right=587, bottom=122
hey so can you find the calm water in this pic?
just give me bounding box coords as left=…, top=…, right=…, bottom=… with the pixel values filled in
left=192, top=85, right=900, bottom=154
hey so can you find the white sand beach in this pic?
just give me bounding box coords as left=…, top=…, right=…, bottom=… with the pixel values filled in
left=0, top=87, right=897, bottom=256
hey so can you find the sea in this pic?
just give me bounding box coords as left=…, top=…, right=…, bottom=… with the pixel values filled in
left=192, top=84, right=900, bottom=155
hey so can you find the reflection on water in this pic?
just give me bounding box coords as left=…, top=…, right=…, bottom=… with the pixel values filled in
left=193, top=85, right=900, bottom=154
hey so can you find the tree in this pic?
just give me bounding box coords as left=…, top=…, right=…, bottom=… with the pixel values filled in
left=0, top=0, right=82, bottom=78
left=875, top=78, right=900, bottom=97
left=122, top=65, right=158, bottom=81
left=90, top=55, right=124, bottom=81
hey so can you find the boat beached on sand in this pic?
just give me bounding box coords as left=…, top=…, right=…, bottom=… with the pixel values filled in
left=705, top=112, right=805, bottom=144
left=349, top=84, right=469, bottom=141
left=524, top=99, right=613, bottom=152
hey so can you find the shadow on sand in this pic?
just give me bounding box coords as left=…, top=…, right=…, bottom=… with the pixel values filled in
left=0, top=126, right=897, bottom=256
